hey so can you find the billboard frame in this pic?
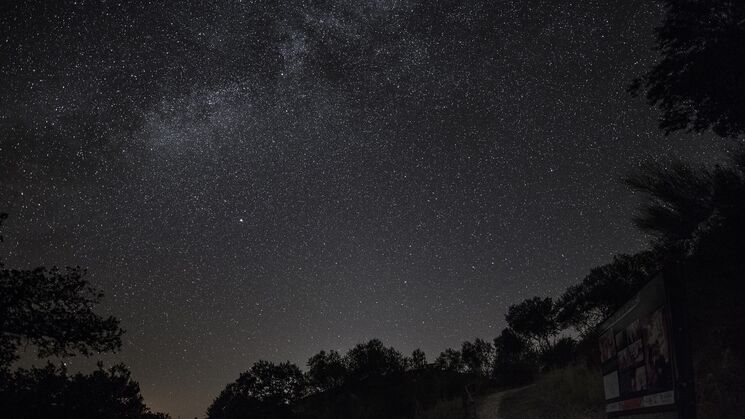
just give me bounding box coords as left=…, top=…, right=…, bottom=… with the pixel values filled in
left=598, top=271, right=696, bottom=418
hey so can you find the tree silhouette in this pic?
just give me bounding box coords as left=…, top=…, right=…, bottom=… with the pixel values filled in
left=505, top=297, right=560, bottom=352
left=461, top=338, right=494, bottom=376
left=493, top=328, right=532, bottom=366
left=434, top=348, right=464, bottom=373
left=625, top=162, right=715, bottom=248
left=0, top=362, right=169, bottom=419
left=630, top=0, right=745, bottom=137
left=409, top=348, right=427, bottom=370
left=0, top=214, right=123, bottom=366
left=344, top=339, right=405, bottom=380
left=557, top=251, right=660, bottom=336
left=306, top=349, right=347, bottom=392
left=625, top=152, right=745, bottom=258
left=0, top=266, right=123, bottom=366
left=492, top=328, right=536, bottom=386
left=0, top=213, right=165, bottom=418
left=207, top=360, right=305, bottom=419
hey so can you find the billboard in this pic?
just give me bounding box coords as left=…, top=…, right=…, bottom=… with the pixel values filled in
left=598, top=275, right=683, bottom=416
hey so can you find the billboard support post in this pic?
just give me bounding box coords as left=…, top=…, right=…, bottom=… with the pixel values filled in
left=666, top=267, right=696, bottom=419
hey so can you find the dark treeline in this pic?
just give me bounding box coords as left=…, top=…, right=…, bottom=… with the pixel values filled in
left=198, top=253, right=655, bottom=419
left=207, top=338, right=496, bottom=419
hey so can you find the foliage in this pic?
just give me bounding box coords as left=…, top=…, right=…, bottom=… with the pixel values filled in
left=207, top=360, right=305, bottom=419
left=0, top=213, right=123, bottom=366
left=626, top=162, right=718, bottom=246
left=626, top=151, right=745, bottom=261
left=433, top=348, right=464, bottom=373
left=0, top=265, right=123, bottom=366
left=493, top=328, right=531, bottom=364
left=0, top=362, right=169, bottom=419
left=345, top=339, right=405, bottom=380
left=409, top=348, right=427, bottom=371
left=630, top=0, right=745, bottom=137
left=505, top=297, right=560, bottom=352
left=556, top=251, right=660, bottom=336
left=492, top=328, right=537, bottom=386
left=461, top=338, right=494, bottom=376
left=307, top=350, right=347, bottom=392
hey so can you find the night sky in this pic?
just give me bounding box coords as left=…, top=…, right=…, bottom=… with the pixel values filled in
left=0, top=1, right=728, bottom=418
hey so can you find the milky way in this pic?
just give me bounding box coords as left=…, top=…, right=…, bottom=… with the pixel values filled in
left=0, top=1, right=727, bottom=417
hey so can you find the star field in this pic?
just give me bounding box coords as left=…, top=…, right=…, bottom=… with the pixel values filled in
left=0, top=1, right=727, bottom=417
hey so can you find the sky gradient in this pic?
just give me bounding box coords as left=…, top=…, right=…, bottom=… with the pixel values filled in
left=0, top=1, right=727, bottom=417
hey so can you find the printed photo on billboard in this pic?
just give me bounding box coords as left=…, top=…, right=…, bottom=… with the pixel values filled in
left=643, top=307, right=673, bottom=390
left=600, top=330, right=615, bottom=363
left=604, top=371, right=620, bottom=400
left=598, top=276, right=677, bottom=415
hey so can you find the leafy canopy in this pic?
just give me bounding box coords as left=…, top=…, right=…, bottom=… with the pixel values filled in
left=344, top=338, right=405, bottom=380
left=207, top=360, right=305, bottom=419
left=557, top=251, right=660, bottom=336
left=630, top=0, right=745, bottom=137
left=505, top=297, right=560, bottom=351
left=306, top=349, right=347, bottom=391
left=0, top=214, right=123, bottom=366
left=0, top=363, right=169, bottom=419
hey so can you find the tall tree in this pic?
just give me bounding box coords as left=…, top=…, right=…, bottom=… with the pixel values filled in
left=505, top=297, right=560, bottom=352
left=0, top=214, right=123, bottom=366
left=207, top=361, right=305, bottom=419
left=461, top=338, right=494, bottom=376
left=493, top=328, right=531, bottom=366
left=434, top=348, right=464, bottom=373
left=630, top=0, right=745, bottom=137
left=492, top=328, right=536, bottom=386
left=557, top=251, right=660, bottom=336
left=409, top=348, right=427, bottom=370
left=306, top=349, right=347, bottom=392
left=344, top=339, right=405, bottom=380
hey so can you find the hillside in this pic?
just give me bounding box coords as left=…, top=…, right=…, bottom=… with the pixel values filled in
left=496, top=366, right=604, bottom=419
